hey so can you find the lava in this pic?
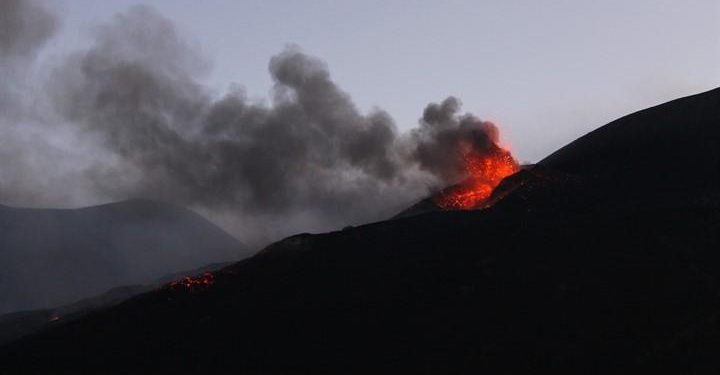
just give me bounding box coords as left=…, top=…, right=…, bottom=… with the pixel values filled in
left=169, top=272, right=215, bottom=292
left=435, top=146, right=519, bottom=210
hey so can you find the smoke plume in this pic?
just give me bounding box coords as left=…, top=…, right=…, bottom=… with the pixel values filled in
left=1, top=2, right=512, bottom=246
left=0, top=0, right=57, bottom=58
left=413, top=97, right=503, bottom=183
left=0, top=0, right=56, bottom=114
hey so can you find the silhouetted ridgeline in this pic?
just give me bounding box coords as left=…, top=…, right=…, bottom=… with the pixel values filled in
left=0, top=199, right=249, bottom=315
left=2, top=89, right=720, bottom=374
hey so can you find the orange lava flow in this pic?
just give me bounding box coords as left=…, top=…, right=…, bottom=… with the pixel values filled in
left=169, top=272, right=215, bottom=292
left=435, top=147, right=519, bottom=210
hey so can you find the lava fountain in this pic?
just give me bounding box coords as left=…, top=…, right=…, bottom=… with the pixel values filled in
left=434, top=143, right=519, bottom=210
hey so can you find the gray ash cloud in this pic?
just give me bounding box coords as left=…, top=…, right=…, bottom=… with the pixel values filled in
left=412, top=97, right=503, bottom=183
left=0, top=0, right=57, bottom=60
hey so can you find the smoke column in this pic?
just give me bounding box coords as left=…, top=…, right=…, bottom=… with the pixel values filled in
left=1, top=2, right=512, bottom=246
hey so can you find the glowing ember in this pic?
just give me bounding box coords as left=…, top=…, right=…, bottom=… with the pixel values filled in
left=169, top=272, right=215, bottom=292
left=435, top=146, right=518, bottom=210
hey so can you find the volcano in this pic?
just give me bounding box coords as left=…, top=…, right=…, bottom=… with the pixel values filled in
left=2, top=88, right=720, bottom=374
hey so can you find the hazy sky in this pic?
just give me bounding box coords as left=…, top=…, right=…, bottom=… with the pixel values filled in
left=45, top=0, right=720, bottom=163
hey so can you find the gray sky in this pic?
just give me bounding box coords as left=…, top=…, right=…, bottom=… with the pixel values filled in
left=46, top=0, right=720, bottom=163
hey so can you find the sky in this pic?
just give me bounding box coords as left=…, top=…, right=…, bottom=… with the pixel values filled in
left=46, top=0, right=720, bottom=163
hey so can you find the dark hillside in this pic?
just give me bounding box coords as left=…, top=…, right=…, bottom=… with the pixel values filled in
left=2, top=89, right=720, bottom=374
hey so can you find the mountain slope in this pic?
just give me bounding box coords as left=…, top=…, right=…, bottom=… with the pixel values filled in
left=2, top=88, right=720, bottom=374
left=0, top=199, right=249, bottom=315
left=538, top=86, right=720, bottom=206
left=0, top=260, right=232, bottom=346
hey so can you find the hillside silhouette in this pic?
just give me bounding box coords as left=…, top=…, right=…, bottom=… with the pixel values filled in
left=2, top=89, right=720, bottom=374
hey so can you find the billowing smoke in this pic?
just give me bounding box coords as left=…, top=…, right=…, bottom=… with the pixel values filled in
left=0, top=0, right=56, bottom=116
left=1, top=2, right=511, bottom=246
left=0, top=0, right=80, bottom=206
left=0, top=0, right=57, bottom=59
left=413, top=97, right=503, bottom=183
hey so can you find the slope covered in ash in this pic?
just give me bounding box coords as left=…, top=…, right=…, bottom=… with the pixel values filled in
left=2, top=89, right=720, bottom=374
left=0, top=199, right=249, bottom=315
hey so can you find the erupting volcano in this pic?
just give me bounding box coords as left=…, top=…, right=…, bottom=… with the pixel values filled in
left=435, top=144, right=519, bottom=210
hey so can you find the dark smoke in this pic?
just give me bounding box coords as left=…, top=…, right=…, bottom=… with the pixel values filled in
left=413, top=97, right=502, bottom=182
left=0, top=0, right=77, bottom=206
left=2, top=3, right=510, bottom=246
left=0, top=0, right=57, bottom=113
left=0, top=0, right=57, bottom=60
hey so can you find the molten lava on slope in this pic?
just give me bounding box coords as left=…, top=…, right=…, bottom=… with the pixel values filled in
left=168, top=272, right=215, bottom=293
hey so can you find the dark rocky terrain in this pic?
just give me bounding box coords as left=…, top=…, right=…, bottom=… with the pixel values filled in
left=2, top=88, right=720, bottom=374
left=0, top=199, right=249, bottom=315
left=0, top=261, right=232, bottom=345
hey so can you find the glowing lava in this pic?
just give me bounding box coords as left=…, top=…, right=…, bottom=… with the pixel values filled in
left=435, top=146, right=519, bottom=210
left=169, top=272, right=215, bottom=292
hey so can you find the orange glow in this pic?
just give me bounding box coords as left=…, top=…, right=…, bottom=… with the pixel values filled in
left=169, top=272, right=215, bottom=292
left=435, top=146, right=518, bottom=210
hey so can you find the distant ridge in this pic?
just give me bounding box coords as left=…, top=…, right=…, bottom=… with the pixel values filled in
left=0, top=199, right=250, bottom=315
